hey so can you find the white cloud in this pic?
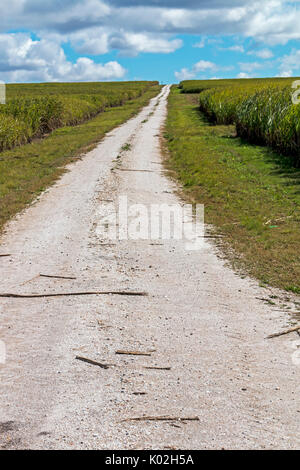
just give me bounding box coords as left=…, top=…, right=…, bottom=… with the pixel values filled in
left=1, top=1, right=300, bottom=82
left=0, top=1, right=300, bottom=47
left=245, top=1, right=300, bottom=45
left=175, top=60, right=217, bottom=81
left=108, top=32, right=182, bottom=56
left=193, top=37, right=205, bottom=48
left=69, top=28, right=182, bottom=56
left=0, top=33, right=126, bottom=82
left=278, top=70, right=292, bottom=77
left=194, top=60, right=217, bottom=72
left=220, top=45, right=245, bottom=52
left=0, top=0, right=111, bottom=33
left=68, top=57, right=125, bottom=81
left=174, top=68, right=195, bottom=81
left=70, top=29, right=109, bottom=55
left=229, top=45, right=245, bottom=52
left=237, top=72, right=251, bottom=78
left=109, top=1, right=246, bottom=8
left=278, top=49, right=300, bottom=77
left=239, top=61, right=264, bottom=72
left=248, top=48, right=274, bottom=59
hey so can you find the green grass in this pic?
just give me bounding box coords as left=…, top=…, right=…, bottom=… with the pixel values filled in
left=0, top=85, right=161, bottom=233
left=164, top=87, right=300, bottom=294
left=121, top=143, right=132, bottom=151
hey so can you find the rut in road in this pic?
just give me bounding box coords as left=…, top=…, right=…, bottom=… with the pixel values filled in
left=0, top=86, right=299, bottom=450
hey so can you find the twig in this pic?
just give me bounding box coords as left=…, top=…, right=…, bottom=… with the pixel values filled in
left=117, top=169, right=155, bottom=173
left=20, top=274, right=40, bottom=286
left=0, top=291, right=148, bottom=299
left=75, top=356, right=115, bottom=369
left=122, top=416, right=199, bottom=423
left=40, top=274, right=77, bottom=280
left=256, top=297, right=271, bottom=302
left=0, top=254, right=11, bottom=258
left=266, top=325, right=300, bottom=339
left=116, top=350, right=152, bottom=356
left=202, top=235, right=224, bottom=239
left=264, top=215, right=293, bottom=226
left=144, top=366, right=171, bottom=370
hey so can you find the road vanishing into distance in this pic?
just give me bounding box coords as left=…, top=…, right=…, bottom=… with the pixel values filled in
left=0, top=86, right=299, bottom=449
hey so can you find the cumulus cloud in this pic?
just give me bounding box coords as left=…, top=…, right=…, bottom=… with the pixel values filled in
left=108, top=0, right=247, bottom=8
left=1, top=1, right=300, bottom=45
left=1, top=1, right=300, bottom=82
left=193, top=38, right=205, bottom=48
left=278, top=49, right=300, bottom=77
left=69, top=28, right=109, bottom=55
left=108, top=32, right=182, bottom=56
left=175, top=60, right=217, bottom=81
left=248, top=48, right=274, bottom=59
left=221, top=45, right=245, bottom=52
left=237, top=72, right=251, bottom=78
left=0, top=33, right=126, bottom=82
left=0, top=0, right=110, bottom=33
left=238, top=61, right=265, bottom=73
left=70, top=28, right=182, bottom=56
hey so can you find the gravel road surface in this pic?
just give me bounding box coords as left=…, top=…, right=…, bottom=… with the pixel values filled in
left=0, top=86, right=299, bottom=449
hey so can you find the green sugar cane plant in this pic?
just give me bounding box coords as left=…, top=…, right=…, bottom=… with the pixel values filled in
left=197, top=80, right=300, bottom=165
left=0, top=81, right=158, bottom=153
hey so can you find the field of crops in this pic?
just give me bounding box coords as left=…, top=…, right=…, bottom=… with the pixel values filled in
left=0, top=81, right=158, bottom=152
left=179, top=78, right=295, bottom=94
left=180, top=78, right=300, bottom=163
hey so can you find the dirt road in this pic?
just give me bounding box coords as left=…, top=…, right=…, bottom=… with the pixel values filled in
left=0, top=86, right=299, bottom=450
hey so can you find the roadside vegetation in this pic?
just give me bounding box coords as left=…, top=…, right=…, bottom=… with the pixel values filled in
left=179, top=78, right=296, bottom=94
left=198, top=84, right=300, bottom=165
left=0, top=81, right=158, bottom=152
left=0, top=82, right=160, bottom=233
left=164, top=86, right=300, bottom=293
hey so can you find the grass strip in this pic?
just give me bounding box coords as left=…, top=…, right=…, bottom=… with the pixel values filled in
left=164, top=87, right=300, bottom=294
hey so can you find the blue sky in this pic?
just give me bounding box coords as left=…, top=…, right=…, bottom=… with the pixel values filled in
left=1, top=1, right=300, bottom=83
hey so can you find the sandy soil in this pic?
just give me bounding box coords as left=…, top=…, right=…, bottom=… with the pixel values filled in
left=0, top=86, right=299, bottom=450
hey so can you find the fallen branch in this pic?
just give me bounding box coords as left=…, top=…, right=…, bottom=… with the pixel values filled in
left=202, top=235, right=224, bottom=239
left=75, top=356, right=115, bottom=369
left=266, top=325, right=300, bottom=339
left=117, top=169, right=155, bottom=173
left=144, top=366, right=171, bottom=370
left=0, top=290, right=148, bottom=299
left=122, top=416, right=199, bottom=423
left=116, top=350, right=152, bottom=357
left=40, top=274, right=77, bottom=280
